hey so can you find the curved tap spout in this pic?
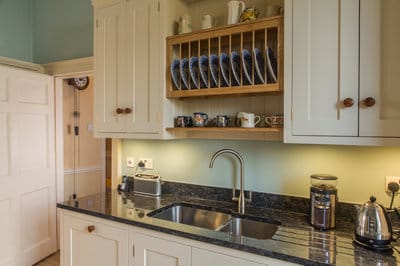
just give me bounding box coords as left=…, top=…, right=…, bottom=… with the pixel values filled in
left=209, top=149, right=245, bottom=214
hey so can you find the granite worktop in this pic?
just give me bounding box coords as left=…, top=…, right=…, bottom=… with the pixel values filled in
left=57, top=182, right=400, bottom=265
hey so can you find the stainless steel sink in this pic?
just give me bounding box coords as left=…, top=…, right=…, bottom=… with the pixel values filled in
left=148, top=203, right=280, bottom=240
left=217, top=217, right=279, bottom=240
left=149, top=204, right=232, bottom=230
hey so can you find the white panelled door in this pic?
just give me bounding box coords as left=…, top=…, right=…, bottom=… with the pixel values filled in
left=0, top=65, right=56, bottom=266
left=290, top=0, right=359, bottom=136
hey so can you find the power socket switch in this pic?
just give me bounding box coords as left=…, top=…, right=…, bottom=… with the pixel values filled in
left=139, top=158, right=153, bottom=169
left=385, top=176, right=400, bottom=193
left=127, top=157, right=135, bottom=168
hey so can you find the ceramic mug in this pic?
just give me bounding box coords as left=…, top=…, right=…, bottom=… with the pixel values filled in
left=227, top=0, right=246, bottom=24
left=201, top=14, right=217, bottom=29
left=235, top=111, right=246, bottom=127
left=178, top=14, right=192, bottom=34
left=217, top=115, right=230, bottom=127
left=265, top=114, right=284, bottom=128
left=192, top=112, right=208, bottom=127
left=176, top=116, right=192, bottom=128
left=241, top=113, right=261, bottom=128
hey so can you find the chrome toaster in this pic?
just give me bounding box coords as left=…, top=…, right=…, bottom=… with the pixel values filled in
left=133, top=173, right=161, bottom=197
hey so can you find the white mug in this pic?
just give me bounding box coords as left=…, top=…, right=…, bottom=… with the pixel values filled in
left=240, top=113, right=261, bottom=128
left=178, top=14, right=192, bottom=34
left=227, top=0, right=246, bottom=24
left=201, top=14, right=217, bottom=29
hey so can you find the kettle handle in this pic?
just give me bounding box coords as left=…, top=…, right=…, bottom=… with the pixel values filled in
left=392, top=207, right=400, bottom=241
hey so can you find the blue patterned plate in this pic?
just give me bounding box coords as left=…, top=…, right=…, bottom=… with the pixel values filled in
left=230, top=51, right=241, bottom=86
left=199, top=55, right=209, bottom=88
left=209, top=54, right=219, bottom=87
left=253, top=48, right=265, bottom=84
left=170, top=59, right=181, bottom=90
left=219, top=53, right=230, bottom=87
left=241, top=49, right=253, bottom=85
left=180, top=58, right=190, bottom=89
left=189, top=56, right=200, bottom=89
left=266, top=47, right=278, bottom=83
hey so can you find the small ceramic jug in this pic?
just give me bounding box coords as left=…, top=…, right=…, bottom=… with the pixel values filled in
left=227, top=0, right=246, bottom=24
left=217, top=115, right=230, bottom=127
left=201, top=14, right=217, bottom=29
left=178, top=14, right=192, bottom=34
left=176, top=116, right=192, bottom=128
left=192, top=112, right=208, bottom=127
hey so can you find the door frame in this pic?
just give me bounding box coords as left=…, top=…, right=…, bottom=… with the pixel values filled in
left=46, top=57, right=107, bottom=249
left=54, top=72, right=106, bottom=204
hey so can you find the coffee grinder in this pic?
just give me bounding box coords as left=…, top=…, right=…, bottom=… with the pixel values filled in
left=310, top=174, right=338, bottom=230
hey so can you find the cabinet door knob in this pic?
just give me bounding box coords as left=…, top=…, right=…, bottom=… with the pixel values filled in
left=124, top=108, right=132, bottom=114
left=116, top=108, right=124, bottom=114
left=87, top=225, right=95, bottom=233
left=363, top=97, right=376, bottom=107
left=343, top=98, right=354, bottom=108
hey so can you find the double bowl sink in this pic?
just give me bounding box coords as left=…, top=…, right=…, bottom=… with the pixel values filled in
left=147, top=203, right=280, bottom=240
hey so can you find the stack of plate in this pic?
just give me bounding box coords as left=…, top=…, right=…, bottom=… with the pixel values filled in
left=170, top=48, right=277, bottom=90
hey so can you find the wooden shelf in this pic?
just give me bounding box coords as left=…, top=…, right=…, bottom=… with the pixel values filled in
left=167, top=84, right=282, bottom=98
left=166, top=127, right=282, bottom=133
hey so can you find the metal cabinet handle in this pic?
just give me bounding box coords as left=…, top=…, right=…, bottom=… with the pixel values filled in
left=343, top=98, right=354, bottom=108
left=363, top=97, right=376, bottom=107
left=116, top=108, right=124, bottom=114
left=87, top=225, right=95, bottom=233
left=124, top=108, right=132, bottom=114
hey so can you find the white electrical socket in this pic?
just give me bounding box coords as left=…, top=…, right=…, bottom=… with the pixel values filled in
left=127, top=157, right=135, bottom=168
left=385, top=176, right=400, bottom=193
left=139, top=158, right=153, bottom=169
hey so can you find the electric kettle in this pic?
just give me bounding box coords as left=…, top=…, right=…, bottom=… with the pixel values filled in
left=354, top=196, right=394, bottom=249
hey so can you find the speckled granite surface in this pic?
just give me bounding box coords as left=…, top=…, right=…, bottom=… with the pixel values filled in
left=57, top=183, right=400, bottom=266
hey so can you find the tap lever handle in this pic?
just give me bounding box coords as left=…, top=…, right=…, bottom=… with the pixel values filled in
left=232, top=188, right=252, bottom=203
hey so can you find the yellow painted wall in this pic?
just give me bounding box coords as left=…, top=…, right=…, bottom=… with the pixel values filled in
left=122, top=139, right=400, bottom=206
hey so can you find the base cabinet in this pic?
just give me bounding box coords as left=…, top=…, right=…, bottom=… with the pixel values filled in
left=192, top=247, right=266, bottom=266
left=60, top=210, right=298, bottom=266
left=134, top=233, right=191, bottom=266
left=61, top=212, right=129, bottom=266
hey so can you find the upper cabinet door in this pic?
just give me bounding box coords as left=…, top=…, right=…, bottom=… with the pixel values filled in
left=289, top=0, right=359, bottom=136
left=93, top=0, right=127, bottom=133
left=359, top=0, right=400, bottom=137
left=125, top=0, right=160, bottom=134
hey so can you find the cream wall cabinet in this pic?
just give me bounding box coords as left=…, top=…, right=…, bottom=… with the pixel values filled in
left=93, top=0, right=161, bottom=138
left=284, top=0, right=400, bottom=145
left=94, top=0, right=285, bottom=141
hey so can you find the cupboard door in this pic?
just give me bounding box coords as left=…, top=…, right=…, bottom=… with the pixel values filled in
left=289, top=0, right=359, bottom=136
left=93, top=0, right=127, bottom=133
left=62, top=213, right=129, bottom=266
left=125, top=0, right=160, bottom=134
left=134, top=233, right=191, bottom=266
left=192, top=247, right=266, bottom=266
left=359, top=0, right=400, bottom=137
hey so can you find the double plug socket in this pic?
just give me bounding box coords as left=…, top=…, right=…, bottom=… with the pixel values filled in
left=385, top=176, right=400, bottom=193
left=126, top=157, right=153, bottom=169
